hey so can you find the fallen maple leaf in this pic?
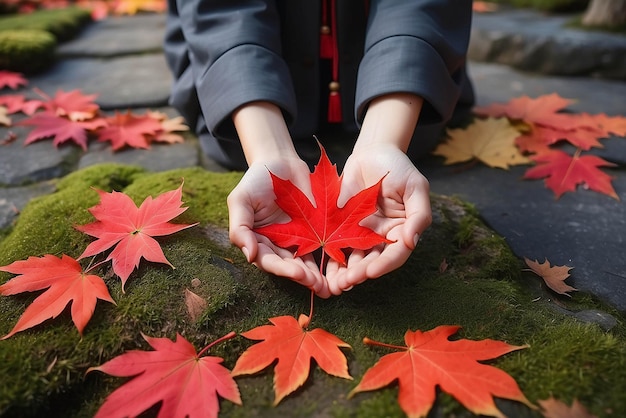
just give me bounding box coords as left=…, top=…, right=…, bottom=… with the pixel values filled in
left=433, top=117, right=529, bottom=169
left=591, top=113, right=626, bottom=137
left=0, top=106, right=10, bottom=127
left=524, top=150, right=619, bottom=200
left=0, top=94, right=43, bottom=115
left=111, top=0, right=166, bottom=15
left=474, top=94, right=585, bottom=131
left=254, top=142, right=392, bottom=266
left=538, top=397, right=598, bottom=418
left=0, top=70, right=27, bottom=90
left=0, top=254, right=115, bottom=339
left=89, top=332, right=241, bottom=418
left=350, top=325, right=533, bottom=418
left=473, top=1, right=498, bottom=12
left=147, top=110, right=188, bottom=144
left=96, top=110, right=162, bottom=150
left=40, top=89, right=100, bottom=121
left=231, top=314, right=352, bottom=405
left=531, top=125, right=605, bottom=151
left=76, top=183, right=197, bottom=290
left=19, top=112, right=107, bottom=150
left=524, top=257, right=576, bottom=296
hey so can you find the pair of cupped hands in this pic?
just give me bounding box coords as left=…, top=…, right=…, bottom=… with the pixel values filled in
left=227, top=143, right=432, bottom=298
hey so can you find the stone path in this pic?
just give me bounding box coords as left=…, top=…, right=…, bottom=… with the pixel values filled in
left=1, top=9, right=625, bottom=313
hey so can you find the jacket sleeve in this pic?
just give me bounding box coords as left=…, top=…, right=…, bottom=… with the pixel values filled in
left=355, top=0, right=473, bottom=125
left=175, top=0, right=297, bottom=140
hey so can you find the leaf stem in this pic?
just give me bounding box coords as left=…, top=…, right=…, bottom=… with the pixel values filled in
left=84, top=258, right=109, bottom=274
left=363, top=336, right=408, bottom=351
left=197, top=331, right=237, bottom=357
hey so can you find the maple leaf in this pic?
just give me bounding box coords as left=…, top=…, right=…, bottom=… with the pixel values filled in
left=147, top=110, right=188, bottom=144
left=524, top=257, right=576, bottom=296
left=0, top=106, right=10, bottom=127
left=524, top=150, right=619, bottom=200
left=76, top=183, right=197, bottom=290
left=231, top=314, right=352, bottom=405
left=89, top=332, right=241, bottom=418
left=40, top=89, right=100, bottom=121
left=254, top=142, right=392, bottom=266
left=473, top=1, right=498, bottom=12
left=538, top=397, right=598, bottom=418
left=591, top=113, right=626, bottom=137
left=112, top=0, right=166, bottom=15
left=19, top=112, right=107, bottom=150
left=531, top=125, right=605, bottom=151
left=349, top=325, right=533, bottom=418
left=0, top=70, right=27, bottom=90
left=473, top=94, right=586, bottom=131
left=0, top=94, right=43, bottom=115
left=0, top=254, right=115, bottom=339
left=96, top=110, right=162, bottom=151
left=433, top=117, right=529, bottom=169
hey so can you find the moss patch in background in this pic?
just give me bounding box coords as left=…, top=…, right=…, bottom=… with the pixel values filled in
left=0, top=6, right=91, bottom=73
left=0, top=163, right=624, bottom=418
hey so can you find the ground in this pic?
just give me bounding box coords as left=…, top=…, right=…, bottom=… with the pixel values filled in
left=0, top=164, right=624, bottom=417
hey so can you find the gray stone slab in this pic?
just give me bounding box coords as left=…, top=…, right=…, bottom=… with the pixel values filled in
left=469, top=9, right=626, bottom=79
left=419, top=62, right=626, bottom=313
left=57, top=14, right=166, bottom=58
left=0, top=125, right=77, bottom=186
left=79, top=140, right=200, bottom=172
left=28, top=54, right=172, bottom=110
left=0, top=182, right=56, bottom=229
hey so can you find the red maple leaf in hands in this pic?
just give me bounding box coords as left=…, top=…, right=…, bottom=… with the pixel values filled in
left=524, top=150, right=619, bottom=200
left=0, top=70, right=28, bottom=89
left=254, top=142, right=392, bottom=266
left=0, top=254, right=115, bottom=339
left=350, top=325, right=533, bottom=418
left=76, top=183, right=197, bottom=289
left=231, top=314, right=352, bottom=405
left=96, top=110, right=162, bottom=150
left=19, top=112, right=106, bottom=150
left=89, top=332, right=241, bottom=418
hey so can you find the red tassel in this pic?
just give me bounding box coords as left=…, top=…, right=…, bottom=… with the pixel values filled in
left=328, top=82, right=342, bottom=123
left=320, top=26, right=333, bottom=59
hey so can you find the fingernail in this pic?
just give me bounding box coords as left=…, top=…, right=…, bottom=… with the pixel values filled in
left=413, top=234, right=420, bottom=247
left=242, top=247, right=250, bottom=263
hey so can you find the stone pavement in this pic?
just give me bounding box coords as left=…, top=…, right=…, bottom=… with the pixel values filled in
left=0, top=9, right=625, bottom=313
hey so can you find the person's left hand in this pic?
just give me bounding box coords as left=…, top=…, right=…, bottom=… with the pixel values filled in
left=325, top=143, right=432, bottom=295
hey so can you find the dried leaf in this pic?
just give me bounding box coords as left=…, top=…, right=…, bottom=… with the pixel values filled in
left=184, top=288, right=207, bottom=322
left=524, top=257, right=576, bottom=296
left=538, top=396, right=597, bottom=418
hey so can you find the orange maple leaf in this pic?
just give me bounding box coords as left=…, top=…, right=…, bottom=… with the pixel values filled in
left=0, top=254, right=115, bottom=339
left=473, top=1, right=498, bottom=12
left=538, top=396, right=598, bottom=418
left=231, top=314, right=352, bottom=405
left=474, top=94, right=587, bottom=131
left=254, top=141, right=391, bottom=266
left=0, top=70, right=27, bottom=90
left=96, top=110, right=162, bottom=151
left=350, top=325, right=533, bottom=418
left=524, top=150, right=619, bottom=200
left=147, top=110, right=189, bottom=144
left=524, top=257, right=576, bottom=296
left=89, top=332, right=241, bottom=418
left=76, top=183, right=197, bottom=290
left=591, top=113, right=626, bottom=137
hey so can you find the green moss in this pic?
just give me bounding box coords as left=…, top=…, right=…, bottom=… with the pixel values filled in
left=0, top=7, right=91, bottom=42
left=0, top=29, right=56, bottom=73
left=0, top=164, right=624, bottom=417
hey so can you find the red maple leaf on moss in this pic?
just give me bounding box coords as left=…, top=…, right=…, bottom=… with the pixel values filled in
left=350, top=325, right=533, bottom=418
left=19, top=112, right=106, bottom=150
left=231, top=314, right=352, bottom=404
left=76, top=183, right=197, bottom=289
left=0, top=254, right=115, bottom=339
left=96, top=110, right=163, bottom=150
left=524, top=150, right=618, bottom=200
left=89, top=332, right=241, bottom=418
left=254, top=142, right=392, bottom=266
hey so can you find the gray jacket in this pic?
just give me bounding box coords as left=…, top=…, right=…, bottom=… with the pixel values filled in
left=164, top=0, right=474, bottom=169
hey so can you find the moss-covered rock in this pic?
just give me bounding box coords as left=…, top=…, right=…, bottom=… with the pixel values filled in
left=0, top=163, right=624, bottom=418
left=0, top=7, right=91, bottom=42
left=0, top=29, right=56, bottom=73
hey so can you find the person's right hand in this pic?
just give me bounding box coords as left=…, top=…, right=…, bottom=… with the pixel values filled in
left=228, top=156, right=331, bottom=298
